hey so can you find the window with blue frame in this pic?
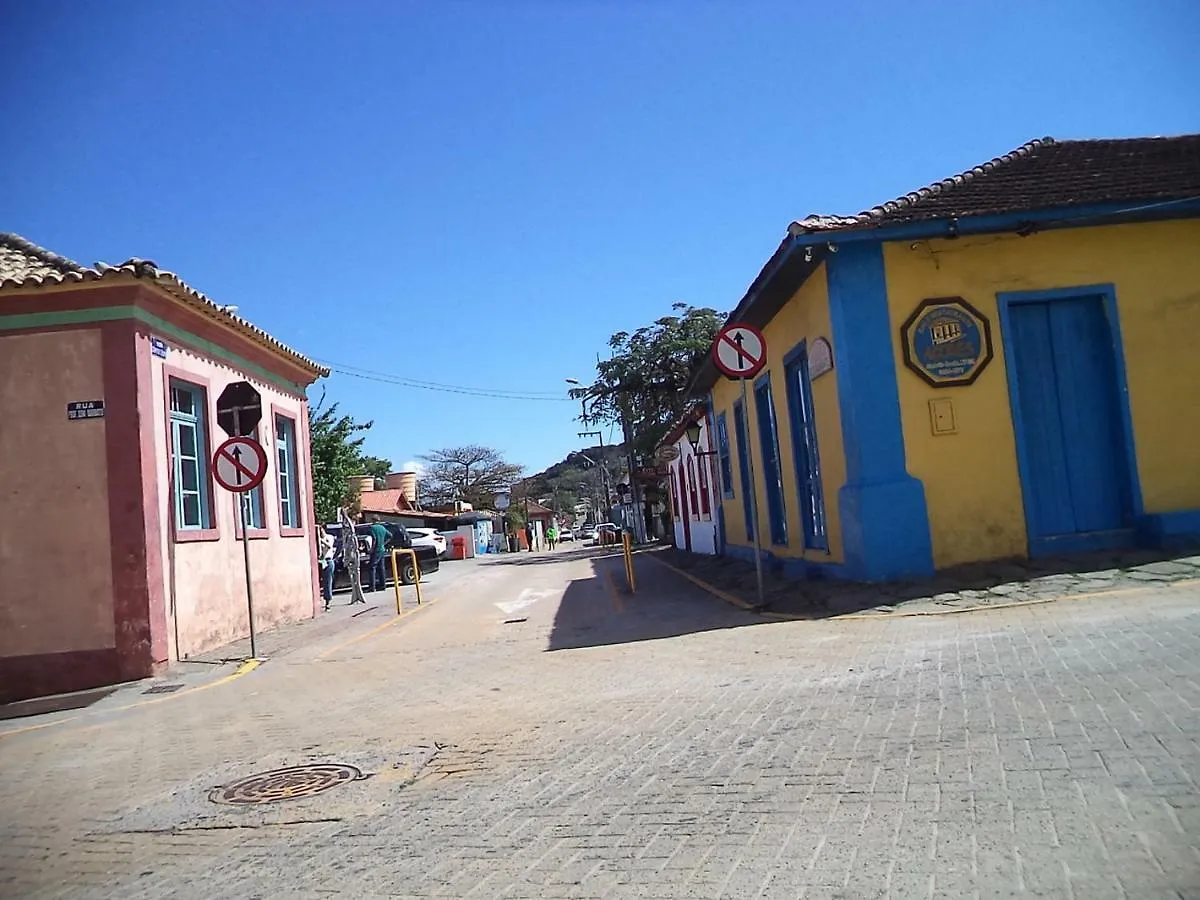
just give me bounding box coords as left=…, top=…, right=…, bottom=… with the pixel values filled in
left=716, top=412, right=734, bottom=498
left=169, top=380, right=212, bottom=530
left=784, top=342, right=828, bottom=550
left=276, top=414, right=300, bottom=529
left=754, top=376, right=788, bottom=546
left=240, top=431, right=266, bottom=531
left=733, top=399, right=754, bottom=542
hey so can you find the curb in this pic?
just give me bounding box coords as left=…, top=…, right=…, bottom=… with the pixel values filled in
left=645, top=554, right=765, bottom=612
left=646, top=554, right=1197, bottom=622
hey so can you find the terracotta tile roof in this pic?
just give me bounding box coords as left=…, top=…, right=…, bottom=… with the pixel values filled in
left=359, top=489, right=453, bottom=518
left=790, top=134, right=1200, bottom=235
left=0, top=232, right=328, bottom=379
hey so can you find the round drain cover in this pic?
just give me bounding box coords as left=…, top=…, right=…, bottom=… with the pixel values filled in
left=209, top=763, right=363, bottom=804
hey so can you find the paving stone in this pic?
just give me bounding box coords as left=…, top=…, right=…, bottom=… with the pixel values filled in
left=2, top=558, right=1198, bottom=900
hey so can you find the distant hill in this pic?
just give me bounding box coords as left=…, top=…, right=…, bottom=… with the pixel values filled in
left=527, top=444, right=625, bottom=484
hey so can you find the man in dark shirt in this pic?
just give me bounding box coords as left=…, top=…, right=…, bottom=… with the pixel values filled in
left=368, top=516, right=391, bottom=592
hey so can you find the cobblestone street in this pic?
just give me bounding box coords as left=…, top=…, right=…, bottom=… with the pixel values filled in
left=2, top=549, right=1199, bottom=899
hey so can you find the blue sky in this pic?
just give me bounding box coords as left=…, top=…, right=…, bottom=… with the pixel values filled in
left=4, top=0, right=1198, bottom=475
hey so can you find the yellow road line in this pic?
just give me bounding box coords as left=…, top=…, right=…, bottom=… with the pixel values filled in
left=603, top=569, right=624, bottom=611
left=315, top=594, right=443, bottom=661
left=0, top=659, right=262, bottom=741
left=645, top=554, right=759, bottom=611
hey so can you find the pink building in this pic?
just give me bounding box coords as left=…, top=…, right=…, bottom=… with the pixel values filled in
left=0, top=234, right=328, bottom=703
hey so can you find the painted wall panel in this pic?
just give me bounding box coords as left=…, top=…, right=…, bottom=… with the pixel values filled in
left=0, top=330, right=115, bottom=657
left=884, top=218, right=1200, bottom=567
left=710, top=263, right=846, bottom=565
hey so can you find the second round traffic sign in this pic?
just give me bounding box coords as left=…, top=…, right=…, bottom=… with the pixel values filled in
left=213, top=437, right=268, bottom=493
left=713, top=323, right=767, bottom=379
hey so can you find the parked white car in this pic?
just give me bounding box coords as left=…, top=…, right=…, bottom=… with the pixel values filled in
left=406, top=527, right=448, bottom=558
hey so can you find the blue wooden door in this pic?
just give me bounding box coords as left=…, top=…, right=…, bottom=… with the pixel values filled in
left=1007, top=295, right=1132, bottom=555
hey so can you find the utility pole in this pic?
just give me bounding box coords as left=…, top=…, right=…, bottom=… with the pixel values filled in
left=619, top=401, right=648, bottom=544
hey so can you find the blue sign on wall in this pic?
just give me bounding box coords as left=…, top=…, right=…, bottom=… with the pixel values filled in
left=901, top=297, right=993, bottom=387
left=151, top=337, right=168, bottom=358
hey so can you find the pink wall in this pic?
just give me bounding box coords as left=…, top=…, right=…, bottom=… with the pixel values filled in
left=0, top=329, right=116, bottom=659
left=145, top=335, right=317, bottom=659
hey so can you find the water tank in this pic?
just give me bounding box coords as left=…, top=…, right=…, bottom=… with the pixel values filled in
left=349, top=474, right=375, bottom=494
left=385, top=471, right=418, bottom=503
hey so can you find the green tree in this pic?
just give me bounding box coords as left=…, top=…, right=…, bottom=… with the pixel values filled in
left=571, top=303, right=725, bottom=460
left=309, top=400, right=374, bottom=524
left=419, top=445, right=524, bottom=508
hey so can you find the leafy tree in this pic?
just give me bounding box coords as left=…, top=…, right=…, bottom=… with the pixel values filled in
left=571, top=302, right=725, bottom=460
left=419, top=445, right=524, bottom=508
left=309, top=400, right=374, bottom=524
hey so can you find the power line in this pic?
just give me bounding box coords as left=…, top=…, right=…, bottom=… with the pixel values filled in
left=318, top=360, right=575, bottom=402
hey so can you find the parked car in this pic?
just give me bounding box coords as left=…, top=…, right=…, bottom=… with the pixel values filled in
left=324, top=522, right=440, bottom=588
left=559, top=528, right=576, bottom=542
left=579, top=524, right=597, bottom=541
left=594, top=523, right=619, bottom=546
left=407, top=527, right=448, bottom=558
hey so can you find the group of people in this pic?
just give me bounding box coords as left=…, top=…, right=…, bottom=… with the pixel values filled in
left=316, top=512, right=407, bottom=610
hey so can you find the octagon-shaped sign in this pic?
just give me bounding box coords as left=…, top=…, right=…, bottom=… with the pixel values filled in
left=900, top=297, right=994, bottom=388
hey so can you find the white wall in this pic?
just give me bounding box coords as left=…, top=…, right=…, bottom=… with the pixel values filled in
left=666, top=424, right=720, bottom=555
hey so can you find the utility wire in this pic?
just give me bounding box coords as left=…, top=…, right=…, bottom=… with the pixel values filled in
left=318, top=359, right=574, bottom=402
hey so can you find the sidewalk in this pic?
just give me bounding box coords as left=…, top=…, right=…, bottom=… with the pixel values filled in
left=655, top=543, right=1200, bottom=618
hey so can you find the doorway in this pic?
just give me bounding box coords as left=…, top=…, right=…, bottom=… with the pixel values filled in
left=999, top=286, right=1139, bottom=556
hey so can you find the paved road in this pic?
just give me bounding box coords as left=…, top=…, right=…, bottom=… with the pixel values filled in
left=2, top=546, right=1198, bottom=899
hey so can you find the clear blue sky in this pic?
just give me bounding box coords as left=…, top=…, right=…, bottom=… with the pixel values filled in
left=4, top=1, right=1198, bottom=475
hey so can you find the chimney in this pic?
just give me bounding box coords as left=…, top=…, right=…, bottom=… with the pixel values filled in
left=349, top=474, right=375, bottom=494
left=384, top=471, right=418, bottom=503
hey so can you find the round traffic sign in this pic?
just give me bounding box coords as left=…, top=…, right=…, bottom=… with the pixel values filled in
left=213, top=436, right=268, bottom=493
left=713, top=323, right=767, bottom=379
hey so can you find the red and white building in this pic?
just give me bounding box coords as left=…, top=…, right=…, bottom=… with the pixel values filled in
left=660, top=405, right=722, bottom=555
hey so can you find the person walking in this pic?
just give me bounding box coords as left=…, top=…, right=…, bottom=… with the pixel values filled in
left=546, top=524, right=558, bottom=551
left=525, top=522, right=535, bottom=552
left=318, top=528, right=336, bottom=610
left=368, top=515, right=391, bottom=592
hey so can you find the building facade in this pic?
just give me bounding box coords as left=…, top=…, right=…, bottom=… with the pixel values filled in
left=0, top=235, right=327, bottom=702
left=694, top=135, right=1200, bottom=581
left=660, top=406, right=722, bottom=555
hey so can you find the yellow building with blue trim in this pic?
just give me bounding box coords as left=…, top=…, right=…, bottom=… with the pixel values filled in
left=692, top=134, right=1200, bottom=581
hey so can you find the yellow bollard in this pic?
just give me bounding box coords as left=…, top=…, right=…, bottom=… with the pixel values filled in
left=390, top=548, right=423, bottom=614
left=622, top=532, right=636, bottom=593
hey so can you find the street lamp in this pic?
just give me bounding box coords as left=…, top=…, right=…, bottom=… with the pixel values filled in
left=685, top=421, right=719, bottom=458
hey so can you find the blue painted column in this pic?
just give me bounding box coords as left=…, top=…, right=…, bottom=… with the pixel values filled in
left=825, top=241, right=934, bottom=580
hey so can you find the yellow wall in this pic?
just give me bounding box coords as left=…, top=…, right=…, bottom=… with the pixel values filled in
left=884, top=217, right=1200, bottom=568
left=710, top=263, right=847, bottom=564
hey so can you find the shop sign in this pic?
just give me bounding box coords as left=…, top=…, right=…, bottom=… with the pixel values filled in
left=901, top=297, right=993, bottom=388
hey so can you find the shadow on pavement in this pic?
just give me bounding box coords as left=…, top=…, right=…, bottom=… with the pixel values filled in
left=0, top=685, right=119, bottom=720
left=546, top=551, right=764, bottom=651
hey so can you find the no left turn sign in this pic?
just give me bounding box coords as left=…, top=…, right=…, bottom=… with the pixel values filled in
left=213, top=436, right=268, bottom=493
left=713, top=323, right=767, bottom=379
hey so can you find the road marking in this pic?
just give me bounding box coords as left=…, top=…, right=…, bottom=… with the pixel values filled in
left=603, top=569, right=624, bottom=611
left=316, top=597, right=442, bottom=661
left=495, top=589, right=552, bottom=617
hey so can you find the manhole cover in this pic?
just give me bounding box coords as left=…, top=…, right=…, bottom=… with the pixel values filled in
left=142, top=684, right=183, bottom=695
left=209, top=764, right=364, bottom=804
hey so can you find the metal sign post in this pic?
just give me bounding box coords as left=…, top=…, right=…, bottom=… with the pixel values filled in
left=713, top=323, right=768, bottom=608
left=213, top=432, right=269, bottom=659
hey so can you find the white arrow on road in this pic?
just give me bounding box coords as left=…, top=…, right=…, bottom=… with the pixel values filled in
left=495, top=589, right=554, bottom=617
